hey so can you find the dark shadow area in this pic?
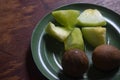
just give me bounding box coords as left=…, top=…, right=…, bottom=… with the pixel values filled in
left=87, top=65, right=119, bottom=80
left=43, top=34, right=64, bottom=54
left=58, top=65, right=120, bottom=80
left=52, top=19, right=63, bottom=27
left=26, top=46, right=48, bottom=80
left=58, top=70, right=83, bottom=80
left=84, top=40, right=94, bottom=51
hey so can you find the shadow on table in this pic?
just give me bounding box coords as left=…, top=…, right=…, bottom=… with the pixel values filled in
left=26, top=46, right=48, bottom=80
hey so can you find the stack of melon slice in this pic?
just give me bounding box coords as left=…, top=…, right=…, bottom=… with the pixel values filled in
left=46, top=9, right=107, bottom=51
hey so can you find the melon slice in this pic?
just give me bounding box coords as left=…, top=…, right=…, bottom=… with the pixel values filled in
left=64, top=28, right=84, bottom=51
left=46, top=22, right=71, bottom=42
left=77, top=9, right=106, bottom=27
left=82, top=27, right=106, bottom=47
left=52, top=10, right=80, bottom=29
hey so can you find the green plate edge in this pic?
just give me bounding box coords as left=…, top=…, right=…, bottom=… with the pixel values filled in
left=31, top=3, right=120, bottom=80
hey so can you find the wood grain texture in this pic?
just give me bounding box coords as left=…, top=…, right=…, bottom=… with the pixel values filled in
left=0, top=0, right=120, bottom=80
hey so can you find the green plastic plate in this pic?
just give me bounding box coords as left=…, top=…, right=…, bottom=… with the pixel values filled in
left=31, top=3, right=120, bottom=80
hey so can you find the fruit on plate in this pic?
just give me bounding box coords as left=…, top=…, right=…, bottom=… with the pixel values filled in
left=77, top=9, right=106, bottom=27
left=64, top=28, right=84, bottom=51
left=82, top=27, right=106, bottom=47
left=92, top=44, right=120, bottom=71
left=46, top=22, right=71, bottom=42
left=62, top=49, right=89, bottom=77
left=52, top=10, right=80, bottom=29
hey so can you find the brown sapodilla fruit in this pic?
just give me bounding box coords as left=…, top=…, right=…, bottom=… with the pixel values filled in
left=92, top=44, right=120, bottom=71
left=62, top=49, right=89, bottom=77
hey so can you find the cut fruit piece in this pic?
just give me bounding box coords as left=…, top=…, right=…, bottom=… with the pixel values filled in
left=92, top=44, right=120, bottom=71
left=77, top=9, right=106, bottom=27
left=62, top=49, right=89, bottom=77
left=46, top=22, right=71, bottom=42
left=52, top=10, right=80, bottom=29
left=64, top=28, right=84, bottom=51
left=82, top=27, right=106, bottom=47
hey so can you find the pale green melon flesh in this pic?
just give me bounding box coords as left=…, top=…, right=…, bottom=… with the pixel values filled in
left=82, top=27, right=106, bottom=47
left=64, top=28, right=84, bottom=51
left=52, top=10, right=80, bottom=29
left=46, top=22, right=71, bottom=42
left=77, top=9, right=106, bottom=27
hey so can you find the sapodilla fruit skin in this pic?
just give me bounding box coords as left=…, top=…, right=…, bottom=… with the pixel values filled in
left=92, top=44, right=120, bottom=71
left=62, top=49, right=89, bottom=77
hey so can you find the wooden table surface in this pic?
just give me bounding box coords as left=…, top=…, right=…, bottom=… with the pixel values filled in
left=0, top=0, right=120, bottom=80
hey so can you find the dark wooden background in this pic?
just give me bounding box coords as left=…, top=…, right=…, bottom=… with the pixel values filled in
left=0, top=0, right=120, bottom=80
